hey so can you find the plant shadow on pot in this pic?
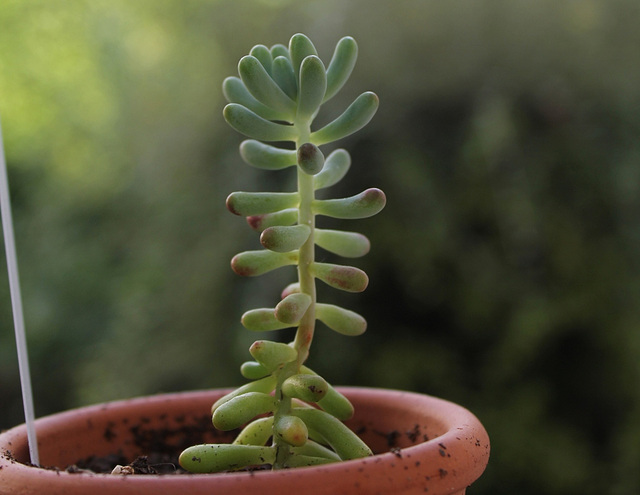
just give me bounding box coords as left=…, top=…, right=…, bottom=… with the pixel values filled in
left=0, top=388, right=489, bottom=495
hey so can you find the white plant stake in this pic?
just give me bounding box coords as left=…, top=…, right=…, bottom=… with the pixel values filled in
left=0, top=116, right=39, bottom=467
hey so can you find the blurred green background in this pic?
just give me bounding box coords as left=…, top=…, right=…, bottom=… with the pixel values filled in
left=1, top=0, right=639, bottom=493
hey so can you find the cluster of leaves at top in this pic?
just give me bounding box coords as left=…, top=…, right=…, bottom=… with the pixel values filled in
left=179, top=33, right=385, bottom=473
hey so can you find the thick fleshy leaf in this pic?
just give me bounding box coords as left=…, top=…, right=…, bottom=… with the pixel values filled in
left=313, top=149, right=351, bottom=190
left=310, top=262, right=369, bottom=292
left=226, top=191, right=299, bottom=216
left=272, top=56, right=298, bottom=101
left=300, top=366, right=354, bottom=420
left=324, top=36, right=358, bottom=102
left=247, top=208, right=298, bottom=232
left=239, top=140, right=297, bottom=170
left=222, top=77, right=288, bottom=121
left=282, top=373, right=328, bottom=402
left=310, top=92, right=379, bottom=146
left=281, top=282, right=301, bottom=299
left=316, top=303, right=367, bottom=336
left=223, top=104, right=296, bottom=141
left=297, top=55, right=327, bottom=122
left=291, top=408, right=372, bottom=460
left=231, top=250, right=298, bottom=277
left=313, top=188, right=386, bottom=219
left=249, top=44, right=273, bottom=74
left=179, top=444, right=275, bottom=473
left=270, top=43, right=290, bottom=60
left=213, top=392, right=278, bottom=430
left=315, top=229, right=370, bottom=258
left=289, top=33, right=318, bottom=80
left=238, top=55, right=296, bottom=117
left=240, top=361, right=270, bottom=380
left=241, top=308, right=293, bottom=331
left=275, top=293, right=312, bottom=324
left=275, top=415, right=308, bottom=447
left=297, top=142, right=324, bottom=175
left=211, top=375, right=277, bottom=414
left=233, top=416, right=274, bottom=446
left=250, top=340, right=298, bottom=372
left=260, top=224, right=311, bottom=252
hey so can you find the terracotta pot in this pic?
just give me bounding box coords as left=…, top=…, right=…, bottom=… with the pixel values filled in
left=0, top=387, right=489, bottom=494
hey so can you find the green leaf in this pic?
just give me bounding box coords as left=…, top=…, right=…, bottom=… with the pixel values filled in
left=316, top=303, right=367, bottom=336
left=274, top=292, right=312, bottom=324
left=289, top=33, right=318, bottom=81
left=222, top=77, right=288, bottom=121
left=290, top=440, right=341, bottom=462
left=224, top=103, right=297, bottom=142
left=315, top=229, right=370, bottom=258
left=313, top=148, right=351, bottom=190
left=211, top=375, right=278, bottom=414
left=282, top=373, right=328, bottom=402
left=272, top=56, right=298, bottom=100
left=311, top=262, right=369, bottom=292
left=270, top=43, right=290, bottom=60
left=297, top=142, right=324, bottom=175
left=213, top=392, right=278, bottom=430
left=249, top=44, right=273, bottom=74
left=297, top=55, right=327, bottom=122
left=179, top=444, right=275, bottom=473
left=313, top=188, right=386, bottom=219
left=238, top=55, right=296, bottom=118
left=233, top=416, right=274, bottom=446
left=226, top=191, right=299, bottom=216
left=247, top=208, right=298, bottom=232
left=250, top=340, right=298, bottom=372
left=324, top=36, right=358, bottom=102
left=280, top=282, right=301, bottom=298
left=260, top=224, right=311, bottom=252
left=291, top=408, right=372, bottom=460
left=310, top=92, right=379, bottom=146
left=300, top=366, right=354, bottom=420
left=241, top=308, right=294, bottom=331
left=239, top=140, right=297, bottom=170
left=275, top=415, right=308, bottom=447
left=231, top=250, right=298, bottom=277
left=240, top=361, right=270, bottom=380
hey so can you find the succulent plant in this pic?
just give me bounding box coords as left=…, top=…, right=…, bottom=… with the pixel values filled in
left=179, top=33, right=385, bottom=472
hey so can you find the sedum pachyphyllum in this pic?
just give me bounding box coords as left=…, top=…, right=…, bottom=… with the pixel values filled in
left=179, top=33, right=385, bottom=473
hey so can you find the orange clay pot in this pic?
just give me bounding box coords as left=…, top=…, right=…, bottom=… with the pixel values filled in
left=0, top=387, right=489, bottom=494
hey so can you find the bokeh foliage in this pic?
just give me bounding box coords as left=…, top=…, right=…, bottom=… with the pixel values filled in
left=1, top=1, right=639, bottom=494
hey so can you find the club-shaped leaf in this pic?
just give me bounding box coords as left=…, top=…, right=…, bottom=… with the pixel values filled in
left=316, top=303, right=367, bottom=336
left=310, top=92, right=379, bottom=146
left=247, top=208, right=298, bottom=232
left=260, top=224, right=311, bottom=252
left=282, top=373, right=328, bottom=402
left=224, top=104, right=297, bottom=142
left=275, top=415, right=308, bottom=447
left=297, top=142, right=324, bottom=175
left=280, top=282, right=301, bottom=298
left=315, top=229, right=370, bottom=258
left=238, top=55, right=296, bottom=117
left=313, top=148, right=351, bottom=190
left=313, top=188, right=386, bottom=219
left=290, top=439, right=340, bottom=462
left=231, top=250, right=298, bottom=277
left=275, top=292, right=312, bottom=324
left=179, top=444, right=275, bottom=473
left=324, top=36, right=358, bottom=102
left=289, top=33, right=318, bottom=80
left=270, top=43, right=290, bottom=60
left=249, top=44, right=273, bottom=74
left=213, top=392, right=278, bottom=431
left=272, top=56, right=298, bottom=100
left=241, top=308, right=294, bottom=331
left=310, top=262, right=369, bottom=292
left=211, top=375, right=277, bottom=414
left=240, top=361, right=270, bottom=380
left=291, top=408, right=372, bottom=460
left=297, top=55, right=327, bottom=122
left=299, top=366, right=354, bottom=420
left=233, top=416, right=274, bottom=446
left=250, top=340, right=298, bottom=372
left=223, top=77, right=288, bottom=121
left=239, top=140, right=297, bottom=170
left=226, top=191, right=299, bottom=216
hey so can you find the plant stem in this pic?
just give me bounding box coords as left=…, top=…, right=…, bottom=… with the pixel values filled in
left=273, top=121, right=316, bottom=469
